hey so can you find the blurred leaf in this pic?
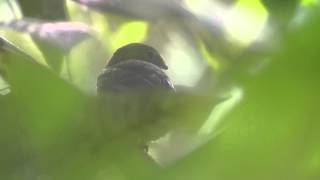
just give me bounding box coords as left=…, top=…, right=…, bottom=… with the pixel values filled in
left=0, top=36, right=88, bottom=179
left=260, top=0, right=300, bottom=27
left=0, top=18, right=95, bottom=53
left=260, top=0, right=300, bottom=16
left=0, top=36, right=85, bottom=144
left=0, top=18, right=96, bottom=71
left=71, top=0, right=188, bottom=20
left=17, top=0, right=66, bottom=20
left=148, top=4, right=320, bottom=180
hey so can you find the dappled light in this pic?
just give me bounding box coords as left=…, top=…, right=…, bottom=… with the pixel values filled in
left=0, top=0, right=320, bottom=180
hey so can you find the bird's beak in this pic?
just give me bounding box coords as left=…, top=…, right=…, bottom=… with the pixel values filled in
left=161, top=64, right=168, bottom=70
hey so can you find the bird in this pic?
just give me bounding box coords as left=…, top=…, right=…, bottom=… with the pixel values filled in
left=97, top=43, right=174, bottom=93
left=96, top=43, right=176, bottom=150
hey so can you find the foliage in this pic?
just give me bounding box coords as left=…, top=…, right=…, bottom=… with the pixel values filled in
left=0, top=0, right=320, bottom=179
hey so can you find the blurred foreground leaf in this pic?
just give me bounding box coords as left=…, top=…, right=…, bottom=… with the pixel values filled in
left=150, top=5, right=320, bottom=180
left=0, top=35, right=224, bottom=179
left=0, top=18, right=95, bottom=71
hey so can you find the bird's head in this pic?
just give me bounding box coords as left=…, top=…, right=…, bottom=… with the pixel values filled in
left=106, top=43, right=168, bottom=70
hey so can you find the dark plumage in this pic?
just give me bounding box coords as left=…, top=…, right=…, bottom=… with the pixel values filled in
left=97, top=43, right=174, bottom=93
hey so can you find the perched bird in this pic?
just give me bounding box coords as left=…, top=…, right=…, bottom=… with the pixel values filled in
left=97, top=43, right=174, bottom=93
left=96, top=43, right=176, bottom=147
